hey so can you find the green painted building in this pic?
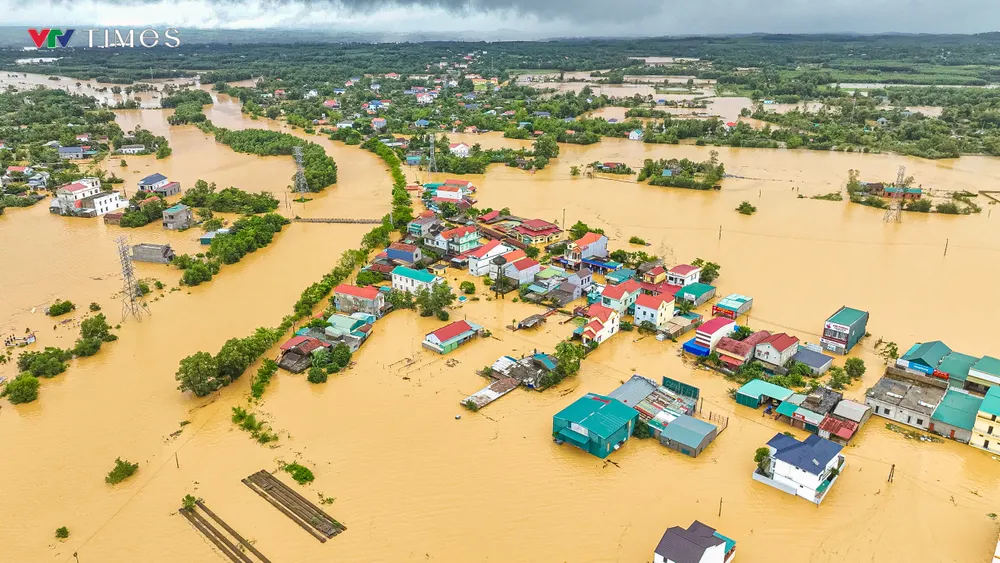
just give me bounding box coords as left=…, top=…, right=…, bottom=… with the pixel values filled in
left=930, top=390, right=982, bottom=443
left=736, top=379, right=793, bottom=409
left=552, top=393, right=639, bottom=459
left=938, top=352, right=979, bottom=389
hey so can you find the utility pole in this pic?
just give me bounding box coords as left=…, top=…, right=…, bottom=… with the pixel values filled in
left=887, top=463, right=895, bottom=483
left=944, top=238, right=949, bottom=256
left=718, top=225, right=722, bottom=240
left=562, top=208, right=566, bottom=230
left=718, top=497, right=723, bottom=517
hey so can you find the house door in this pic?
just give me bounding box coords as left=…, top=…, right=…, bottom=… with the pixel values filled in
left=986, top=440, right=991, bottom=449
left=950, top=429, right=955, bottom=439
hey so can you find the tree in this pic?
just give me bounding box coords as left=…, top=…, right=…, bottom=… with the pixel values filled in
left=355, top=270, right=383, bottom=287
left=386, top=289, right=415, bottom=310
left=55, top=527, right=69, bottom=539
left=628, top=236, right=646, bottom=245
left=524, top=246, right=540, bottom=259
left=80, top=314, right=116, bottom=342
left=105, top=457, right=139, bottom=484
left=905, top=199, right=932, bottom=212
left=736, top=201, right=757, bottom=215
left=18, top=347, right=71, bottom=378
left=215, top=337, right=256, bottom=384
left=307, top=366, right=328, bottom=384
left=72, top=337, right=103, bottom=357
left=439, top=202, right=459, bottom=217
left=844, top=357, right=866, bottom=380
left=675, top=299, right=694, bottom=315
left=182, top=495, right=198, bottom=510
left=89, top=302, right=101, bottom=312
left=570, top=165, right=580, bottom=176
left=632, top=421, right=652, bottom=439
left=459, top=281, right=476, bottom=294
left=176, top=351, right=220, bottom=396
left=691, top=258, right=721, bottom=283
left=826, top=366, right=850, bottom=390
left=1, top=374, right=39, bottom=404
left=568, top=220, right=604, bottom=240
left=47, top=299, right=75, bottom=316
left=532, top=134, right=559, bottom=159
left=732, top=325, right=754, bottom=340
left=555, top=341, right=586, bottom=377
left=754, top=447, right=771, bottom=472
left=415, top=283, right=456, bottom=317
left=330, top=342, right=352, bottom=369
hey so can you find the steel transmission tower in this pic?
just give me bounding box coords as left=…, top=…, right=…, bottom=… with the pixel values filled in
left=292, top=146, right=308, bottom=193
left=427, top=132, right=438, bottom=173
left=116, top=236, right=150, bottom=321
left=883, top=165, right=906, bottom=223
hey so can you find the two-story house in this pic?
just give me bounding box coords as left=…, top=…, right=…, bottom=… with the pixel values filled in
left=971, top=386, right=1000, bottom=454
left=755, top=333, right=800, bottom=368
left=386, top=242, right=423, bottom=265
left=513, top=219, right=563, bottom=245
left=666, top=264, right=702, bottom=287
left=633, top=293, right=674, bottom=330
left=437, top=225, right=480, bottom=255
left=138, top=173, right=180, bottom=197
left=50, top=178, right=105, bottom=215
left=162, top=203, right=193, bottom=230
left=449, top=143, right=470, bottom=157
left=563, top=232, right=609, bottom=269
left=391, top=266, right=443, bottom=294
left=333, top=284, right=387, bottom=317
left=581, top=303, right=620, bottom=347
left=820, top=306, right=869, bottom=355
left=466, top=240, right=511, bottom=276
left=754, top=432, right=845, bottom=505
left=600, top=280, right=642, bottom=315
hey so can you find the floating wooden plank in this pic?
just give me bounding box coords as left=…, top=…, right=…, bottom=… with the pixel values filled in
left=242, top=470, right=346, bottom=543
left=180, top=501, right=271, bottom=563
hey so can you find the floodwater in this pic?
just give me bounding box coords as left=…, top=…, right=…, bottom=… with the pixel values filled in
left=0, top=71, right=202, bottom=108
left=3, top=78, right=1000, bottom=563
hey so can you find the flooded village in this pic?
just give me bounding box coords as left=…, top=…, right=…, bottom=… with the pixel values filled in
left=3, top=39, right=1000, bottom=563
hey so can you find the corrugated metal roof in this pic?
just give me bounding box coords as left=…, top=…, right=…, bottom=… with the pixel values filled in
left=938, top=352, right=979, bottom=383
left=827, top=306, right=867, bottom=327
left=553, top=394, right=638, bottom=440
left=901, top=341, right=952, bottom=367
left=660, top=415, right=716, bottom=449
left=931, top=390, right=983, bottom=431
left=973, top=356, right=1000, bottom=378
left=832, top=400, right=870, bottom=423
left=608, top=375, right=657, bottom=407
left=737, top=379, right=793, bottom=402
left=979, top=387, right=1000, bottom=418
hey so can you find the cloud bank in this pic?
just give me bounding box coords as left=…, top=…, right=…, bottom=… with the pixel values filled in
left=2, top=0, right=997, bottom=38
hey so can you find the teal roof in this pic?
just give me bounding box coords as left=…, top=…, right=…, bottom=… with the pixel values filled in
left=932, top=390, right=983, bottom=431
left=972, top=356, right=1000, bottom=378
left=901, top=341, right=952, bottom=368
left=536, top=267, right=566, bottom=279
left=775, top=399, right=800, bottom=418
left=713, top=532, right=736, bottom=554
left=392, top=265, right=438, bottom=283
left=327, top=314, right=363, bottom=331
left=737, top=379, right=793, bottom=402
left=554, top=393, right=638, bottom=440
left=164, top=203, right=188, bottom=213
left=660, top=414, right=716, bottom=449
left=980, top=387, right=1000, bottom=417
left=606, top=268, right=636, bottom=283
left=532, top=353, right=557, bottom=371
left=938, top=352, right=978, bottom=384
left=677, top=282, right=714, bottom=299
left=827, top=306, right=867, bottom=327
left=557, top=428, right=589, bottom=448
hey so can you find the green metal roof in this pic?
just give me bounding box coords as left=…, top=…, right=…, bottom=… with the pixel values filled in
left=827, top=306, right=867, bottom=327
left=901, top=341, right=952, bottom=368
left=931, top=390, right=983, bottom=431
left=327, top=314, right=363, bottom=331
left=775, top=400, right=800, bottom=418
left=713, top=532, right=736, bottom=554
left=554, top=393, right=638, bottom=440
left=659, top=414, right=716, bottom=449
left=557, top=428, right=589, bottom=448
left=392, top=265, right=438, bottom=283
left=972, top=356, right=1000, bottom=378
left=980, top=387, right=1000, bottom=418
left=737, top=379, right=793, bottom=402
left=938, top=352, right=978, bottom=383
left=536, top=267, right=566, bottom=280
left=678, top=282, right=715, bottom=299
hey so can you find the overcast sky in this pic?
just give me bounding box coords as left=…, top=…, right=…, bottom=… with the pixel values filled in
left=2, top=0, right=997, bottom=38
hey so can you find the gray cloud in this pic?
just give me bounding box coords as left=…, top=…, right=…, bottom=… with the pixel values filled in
left=3, top=0, right=999, bottom=36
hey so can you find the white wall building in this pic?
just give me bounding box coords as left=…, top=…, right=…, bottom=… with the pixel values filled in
left=633, top=294, right=674, bottom=330
left=755, top=333, right=800, bottom=367
left=449, top=143, right=470, bottom=157
left=755, top=433, right=844, bottom=505
left=390, top=266, right=443, bottom=294
left=466, top=240, right=511, bottom=276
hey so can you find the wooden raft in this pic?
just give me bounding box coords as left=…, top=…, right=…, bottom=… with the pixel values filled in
left=179, top=500, right=271, bottom=563
left=242, top=470, right=347, bottom=543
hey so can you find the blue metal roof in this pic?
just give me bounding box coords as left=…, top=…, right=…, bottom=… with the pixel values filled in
left=767, top=433, right=842, bottom=476
left=791, top=348, right=833, bottom=369
left=139, top=173, right=166, bottom=184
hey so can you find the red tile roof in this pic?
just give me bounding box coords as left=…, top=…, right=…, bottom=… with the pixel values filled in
left=61, top=182, right=91, bottom=193
left=602, top=284, right=627, bottom=300
left=501, top=249, right=526, bottom=263
left=586, top=303, right=616, bottom=323
left=648, top=265, right=666, bottom=276
left=335, top=284, right=380, bottom=300
left=437, top=185, right=461, bottom=192
left=280, top=336, right=329, bottom=354
left=742, top=330, right=773, bottom=348
left=583, top=319, right=604, bottom=339
left=635, top=293, right=670, bottom=310
left=511, top=258, right=539, bottom=271
left=389, top=242, right=418, bottom=253
left=574, top=231, right=603, bottom=248
left=478, top=210, right=500, bottom=222
left=761, top=332, right=799, bottom=353
left=449, top=142, right=469, bottom=149
left=819, top=415, right=858, bottom=440
left=467, top=239, right=502, bottom=258
left=669, top=264, right=699, bottom=276
left=697, top=316, right=734, bottom=336
left=441, top=225, right=477, bottom=240
left=716, top=337, right=753, bottom=357
left=429, top=320, right=476, bottom=343
left=7, top=166, right=27, bottom=173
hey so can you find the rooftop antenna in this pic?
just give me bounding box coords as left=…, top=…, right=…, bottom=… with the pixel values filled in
left=883, top=165, right=905, bottom=223
left=292, top=146, right=308, bottom=193
left=116, top=236, right=150, bottom=322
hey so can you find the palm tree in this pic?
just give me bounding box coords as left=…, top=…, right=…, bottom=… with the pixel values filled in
left=675, top=299, right=694, bottom=316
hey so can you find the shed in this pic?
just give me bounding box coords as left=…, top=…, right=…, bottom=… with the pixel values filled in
left=775, top=393, right=806, bottom=419
left=791, top=405, right=825, bottom=432
left=930, top=389, right=983, bottom=443
left=712, top=293, right=752, bottom=320
left=819, top=415, right=859, bottom=444
left=552, top=393, right=639, bottom=459
left=674, top=282, right=716, bottom=306
left=658, top=415, right=718, bottom=457
left=832, top=399, right=871, bottom=426
left=736, top=379, right=793, bottom=409
left=791, top=347, right=833, bottom=375
left=605, top=268, right=636, bottom=285
left=899, top=340, right=952, bottom=375
left=422, top=320, right=482, bottom=354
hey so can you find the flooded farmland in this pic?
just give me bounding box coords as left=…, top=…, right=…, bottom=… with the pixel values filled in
left=2, top=79, right=1000, bottom=563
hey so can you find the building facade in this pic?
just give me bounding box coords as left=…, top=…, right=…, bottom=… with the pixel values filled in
left=391, top=266, right=443, bottom=293
left=820, top=306, right=869, bottom=355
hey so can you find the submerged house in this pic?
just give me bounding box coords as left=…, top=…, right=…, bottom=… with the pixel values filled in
left=333, top=284, right=387, bottom=317
left=970, top=387, right=1000, bottom=454
left=423, top=320, right=482, bottom=354
left=138, top=173, right=180, bottom=197
left=667, top=264, right=702, bottom=287
left=820, top=306, right=869, bottom=355
left=865, top=375, right=946, bottom=431
left=391, top=266, right=442, bottom=293
left=633, top=293, right=675, bottom=331
left=277, top=336, right=331, bottom=373
left=712, top=294, right=753, bottom=320
left=930, top=389, right=983, bottom=443
left=580, top=303, right=620, bottom=347
left=753, top=433, right=845, bottom=505
left=653, top=521, right=736, bottom=563
left=563, top=232, right=608, bottom=269
left=161, top=203, right=193, bottom=230
left=675, top=282, right=717, bottom=307
left=552, top=393, right=639, bottom=459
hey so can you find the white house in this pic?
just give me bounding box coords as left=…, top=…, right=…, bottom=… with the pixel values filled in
left=56, top=177, right=101, bottom=201
left=138, top=172, right=169, bottom=192
left=467, top=240, right=511, bottom=276
left=633, top=293, right=674, bottom=330
left=628, top=129, right=643, bottom=140
left=581, top=303, right=620, bottom=346
left=755, top=333, right=800, bottom=367
left=754, top=433, right=844, bottom=505
left=666, top=264, right=702, bottom=287
left=390, top=266, right=443, bottom=294
left=654, top=521, right=735, bottom=563
left=488, top=249, right=526, bottom=280
left=600, top=280, right=642, bottom=315
left=417, top=93, right=433, bottom=104
left=694, top=317, right=735, bottom=351
left=503, top=258, right=541, bottom=285
left=563, top=231, right=608, bottom=269
left=82, top=191, right=127, bottom=216
left=449, top=143, right=471, bottom=158
left=117, top=144, right=146, bottom=154
left=433, top=184, right=465, bottom=201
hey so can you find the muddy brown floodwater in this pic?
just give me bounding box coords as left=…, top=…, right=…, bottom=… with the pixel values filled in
left=2, top=79, right=1000, bottom=563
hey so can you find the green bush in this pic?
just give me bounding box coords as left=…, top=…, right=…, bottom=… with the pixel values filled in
left=283, top=462, right=315, bottom=485
left=47, top=299, right=75, bottom=316
left=105, top=457, right=139, bottom=485
left=307, top=366, right=328, bottom=384
left=55, top=527, right=69, bottom=539
left=460, top=281, right=476, bottom=294
left=89, top=302, right=101, bottom=312
left=1, top=374, right=39, bottom=404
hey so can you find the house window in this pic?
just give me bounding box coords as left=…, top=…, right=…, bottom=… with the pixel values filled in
left=873, top=405, right=879, bottom=414
left=916, top=418, right=923, bottom=426
left=906, top=415, right=912, bottom=424
left=986, top=440, right=991, bottom=450
left=990, top=426, right=995, bottom=435
left=884, top=408, right=892, bottom=416
left=993, top=415, right=997, bottom=422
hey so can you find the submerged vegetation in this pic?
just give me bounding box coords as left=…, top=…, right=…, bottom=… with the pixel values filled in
left=105, top=458, right=139, bottom=485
